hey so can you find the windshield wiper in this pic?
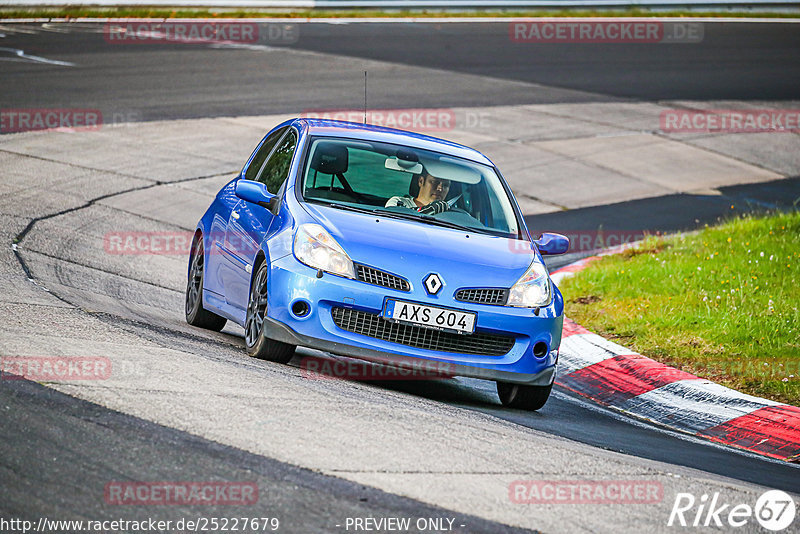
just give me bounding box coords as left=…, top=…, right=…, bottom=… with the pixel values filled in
left=372, top=209, right=490, bottom=235
left=417, top=215, right=488, bottom=234
left=319, top=202, right=376, bottom=215
left=319, top=202, right=491, bottom=235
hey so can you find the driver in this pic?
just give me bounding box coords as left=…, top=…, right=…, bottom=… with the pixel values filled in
left=385, top=169, right=451, bottom=215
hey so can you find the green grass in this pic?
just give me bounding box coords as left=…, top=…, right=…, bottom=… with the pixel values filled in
left=559, top=211, right=800, bottom=405
left=1, top=7, right=799, bottom=19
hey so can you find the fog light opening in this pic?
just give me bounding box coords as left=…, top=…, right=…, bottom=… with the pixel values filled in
left=533, top=341, right=549, bottom=358
left=291, top=300, right=310, bottom=318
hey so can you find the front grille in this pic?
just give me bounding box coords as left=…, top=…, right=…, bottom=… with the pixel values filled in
left=455, top=288, right=509, bottom=306
left=331, top=307, right=514, bottom=356
left=355, top=264, right=410, bottom=292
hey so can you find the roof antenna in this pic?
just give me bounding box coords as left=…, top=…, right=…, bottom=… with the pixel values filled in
left=363, top=71, right=368, bottom=124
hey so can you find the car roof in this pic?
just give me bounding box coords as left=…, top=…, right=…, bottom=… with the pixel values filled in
left=291, top=118, right=494, bottom=167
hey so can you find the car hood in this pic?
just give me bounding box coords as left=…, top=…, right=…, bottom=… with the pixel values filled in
left=302, top=203, right=536, bottom=289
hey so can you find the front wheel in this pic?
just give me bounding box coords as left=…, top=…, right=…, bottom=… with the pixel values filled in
left=497, top=382, right=552, bottom=411
left=245, top=262, right=296, bottom=363
left=185, top=237, right=227, bottom=332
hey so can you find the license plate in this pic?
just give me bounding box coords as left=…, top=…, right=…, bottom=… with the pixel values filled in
left=383, top=300, right=476, bottom=334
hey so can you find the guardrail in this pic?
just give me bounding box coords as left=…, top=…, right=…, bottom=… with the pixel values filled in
left=1, top=0, right=799, bottom=7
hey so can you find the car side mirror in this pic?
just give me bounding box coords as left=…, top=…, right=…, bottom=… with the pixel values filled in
left=534, top=232, right=570, bottom=255
left=235, top=180, right=277, bottom=210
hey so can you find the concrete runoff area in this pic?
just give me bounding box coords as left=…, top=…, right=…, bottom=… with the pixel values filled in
left=1, top=102, right=799, bottom=532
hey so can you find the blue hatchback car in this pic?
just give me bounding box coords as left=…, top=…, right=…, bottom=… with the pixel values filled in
left=186, top=118, right=569, bottom=410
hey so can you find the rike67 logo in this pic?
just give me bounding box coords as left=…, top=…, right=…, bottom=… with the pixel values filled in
left=668, top=490, right=796, bottom=531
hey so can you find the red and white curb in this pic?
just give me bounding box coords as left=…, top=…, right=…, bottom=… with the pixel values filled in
left=550, top=252, right=800, bottom=463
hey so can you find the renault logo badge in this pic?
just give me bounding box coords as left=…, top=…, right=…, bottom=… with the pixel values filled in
left=424, top=273, right=443, bottom=295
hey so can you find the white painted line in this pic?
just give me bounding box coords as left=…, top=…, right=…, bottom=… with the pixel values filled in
left=619, top=379, right=781, bottom=433
left=0, top=47, right=75, bottom=66
left=550, top=388, right=800, bottom=467
left=2, top=17, right=800, bottom=24
left=209, top=42, right=278, bottom=50
left=558, top=332, right=633, bottom=373
left=40, top=23, right=75, bottom=33
left=0, top=24, right=40, bottom=34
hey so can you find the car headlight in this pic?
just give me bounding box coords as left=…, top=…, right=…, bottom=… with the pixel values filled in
left=293, top=223, right=355, bottom=279
left=507, top=259, right=552, bottom=308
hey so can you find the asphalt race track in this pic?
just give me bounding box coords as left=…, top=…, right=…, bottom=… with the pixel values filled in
left=2, top=21, right=800, bottom=120
left=1, top=20, right=800, bottom=534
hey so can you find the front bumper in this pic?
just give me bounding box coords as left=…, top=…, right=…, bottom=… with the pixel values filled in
left=266, top=254, right=563, bottom=385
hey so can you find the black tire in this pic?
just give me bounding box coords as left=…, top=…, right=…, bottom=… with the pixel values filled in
left=185, top=236, right=227, bottom=332
left=497, top=382, right=552, bottom=411
left=245, top=262, right=296, bottom=363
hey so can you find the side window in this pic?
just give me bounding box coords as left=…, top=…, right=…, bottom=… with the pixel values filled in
left=257, top=131, right=297, bottom=194
left=244, top=127, right=287, bottom=182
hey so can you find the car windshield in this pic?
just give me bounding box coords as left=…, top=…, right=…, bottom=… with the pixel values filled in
left=300, top=137, right=521, bottom=238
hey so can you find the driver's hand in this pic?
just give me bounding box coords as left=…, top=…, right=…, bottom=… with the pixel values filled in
left=418, top=200, right=449, bottom=215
